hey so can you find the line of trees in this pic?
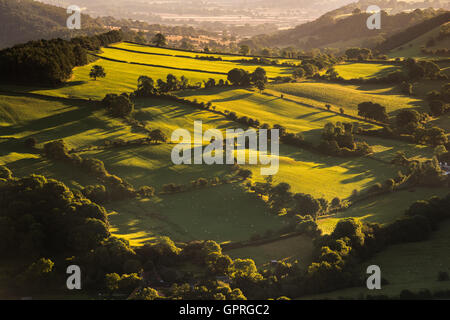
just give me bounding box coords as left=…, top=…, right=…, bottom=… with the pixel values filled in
left=226, top=67, right=268, bottom=87
left=43, top=139, right=140, bottom=202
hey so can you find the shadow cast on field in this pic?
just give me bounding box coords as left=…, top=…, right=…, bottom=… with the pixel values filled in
left=0, top=105, right=97, bottom=137
left=175, top=87, right=239, bottom=99
left=278, top=144, right=395, bottom=192
left=296, top=111, right=322, bottom=119
left=211, top=92, right=253, bottom=103
left=310, top=114, right=336, bottom=122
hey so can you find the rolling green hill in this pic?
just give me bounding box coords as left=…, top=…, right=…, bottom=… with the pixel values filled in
left=0, top=33, right=448, bottom=299
left=175, top=87, right=376, bottom=142
left=98, top=46, right=294, bottom=79
left=268, top=81, right=427, bottom=116
left=388, top=22, right=450, bottom=58
left=0, top=92, right=287, bottom=247
left=246, top=7, right=447, bottom=50
left=6, top=43, right=293, bottom=101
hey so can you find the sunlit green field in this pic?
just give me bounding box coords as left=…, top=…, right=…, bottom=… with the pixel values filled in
left=7, top=41, right=293, bottom=101
left=317, top=188, right=450, bottom=234
left=31, top=59, right=227, bottom=100
left=100, top=47, right=294, bottom=79
left=362, top=136, right=434, bottom=162
left=176, top=87, right=376, bottom=142
left=0, top=39, right=447, bottom=274
left=269, top=81, right=426, bottom=116
left=112, top=42, right=301, bottom=64
left=244, top=144, right=398, bottom=201
left=175, top=87, right=433, bottom=161
left=0, top=93, right=243, bottom=188
left=332, top=63, right=401, bottom=80
left=0, top=93, right=147, bottom=189
left=133, top=97, right=245, bottom=136
left=0, top=93, right=286, bottom=247
left=107, top=184, right=287, bottom=245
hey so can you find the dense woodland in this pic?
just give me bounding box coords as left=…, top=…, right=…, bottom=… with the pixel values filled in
left=0, top=30, right=123, bottom=86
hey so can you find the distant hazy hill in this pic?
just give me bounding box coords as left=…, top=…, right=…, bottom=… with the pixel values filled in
left=245, top=4, right=449, bottom=51
left=254, top=0, right=355, bottom=9
left=0, top=0, right=105, bottom=49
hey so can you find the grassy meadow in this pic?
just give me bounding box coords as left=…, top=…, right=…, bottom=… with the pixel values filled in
left=111, top=42, right=301, bottom=64
left=0, top=40, right=447, bottom=273
left=175, top=86, right=434, bottom=161
left=317, top=187, right=450, bottom=234
left=107, top=183, right=287, bottom=246
left=244, top=144, right=398, bottom=201
left=388, top=23, right=450, bottom=59
left=176, top=87, right=377, bottom=142
left=269, top=80, right=427, bottom=116
left=226, top=234, right=314, bottom=267
left=305, top=220, right=450, bottom=299
left=14, top=43, right=293, bottom=101
left=32, top=58, right=227, bottom=100
left=332, top=63, right=402, bottom=80
left=99, top=47, right=294, bottom=79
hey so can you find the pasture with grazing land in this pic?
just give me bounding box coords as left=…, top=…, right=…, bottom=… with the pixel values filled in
left=305, top=220, right=450, bottom=299
left=317, top=187, right=450, bottom=234
left=0, top=30, right=448, bottom=300
left=268, top=81, right=427, bottom=116
left=331, top=63, right=402, bottom=80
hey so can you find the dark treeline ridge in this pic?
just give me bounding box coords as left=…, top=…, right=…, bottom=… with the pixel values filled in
left=376, top=11, right=450, bottom=53
left=0, top=30, right=123, bottom=87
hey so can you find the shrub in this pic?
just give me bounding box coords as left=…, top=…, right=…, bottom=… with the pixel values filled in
left=82, top=185, right=108, bottom=203
left=0, top=166, right=12, bottom=179
left=24, top=137, right=37, bottom=148
left=196, top=178, right=208, bottom=187
left=102, top=93, right=134, bottom=117
left=438, top=271, right=449, bottom=282
left=368, top=183, right=383, bottom=194
left=43, top=140, right=71, bottom=161
left=331, top=197, right=341, bottom=208
left=429, top=100, right=448, bottom=116
left=139, top=186, right=155, bottom=198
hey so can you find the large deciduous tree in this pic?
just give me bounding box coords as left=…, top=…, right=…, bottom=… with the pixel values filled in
left=89, top=65, right=106, bottom=80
